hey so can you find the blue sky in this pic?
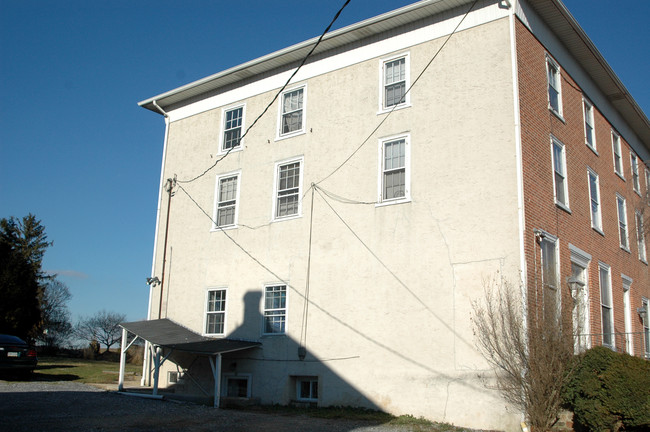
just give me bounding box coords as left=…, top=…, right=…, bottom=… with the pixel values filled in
left=1, top=0, right=648, bottom=329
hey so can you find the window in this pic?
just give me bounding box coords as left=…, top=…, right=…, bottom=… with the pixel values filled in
left=213, top=172, right=240, bottom=228
left=168, top=371, right=184, bottom=384
left=380, top=54, right=410, bottom=111
left=274, top=158, right=303, bottom=220
left=622, top=276, right=633, bottom=355
left=570, top=244, right=591, bottom=353
left=206, top=289, right=227, bottom=335
left=616, top=194, right=629, bottom=250
left=551, top=137, right=569, bottom=209
left=263, top=285, right=286, bottom=334
left=612, top=132, right=623, bottom=177
left=296, top=377, right=318, bottom=402
left=540, top=233, right=560, bottom=319
left=222, top=374, right=252, bottom=398
left=378, top=134, right=410, bottom=204
left=221, top=106, right=244, bottom=152
left=546, top=55, right=562, bottom=116
left=583, top=99, right=596, bottom=150
left=598, top=263, right=614, bottom=349
left=631, top=153, right=640, bottom=193
left=636, top=211, right=647, bottom=262
left=278, top=86, right=305, bottom=138
left=588, top=169, right=602, bottom=232
left=646, top=169, right=650, bottom=198
left=643, top=298, right=649, bottom=358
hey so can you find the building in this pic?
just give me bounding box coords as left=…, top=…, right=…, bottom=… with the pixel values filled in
left=132, top=0, right=649, bottom=430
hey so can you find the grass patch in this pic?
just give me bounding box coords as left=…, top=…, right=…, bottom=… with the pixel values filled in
left=32, top=356, right=141, bottom=384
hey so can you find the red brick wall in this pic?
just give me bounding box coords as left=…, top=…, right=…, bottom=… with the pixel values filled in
left=516, top=18, right=649, bottom=357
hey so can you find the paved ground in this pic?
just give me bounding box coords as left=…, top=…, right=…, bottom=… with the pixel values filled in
left=0, top=380, right=427, bottom=432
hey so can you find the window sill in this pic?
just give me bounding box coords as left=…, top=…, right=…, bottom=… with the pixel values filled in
left=640, top=258, right=648, bottom=266
left=375, top=197, right=411, bottom=208
left=549, top=108, right=566, bottom=123
left=620, top=246, right=631, bottom=254
left=615, top=171, right=626, bottom=181
left=634, top=189, right=641, bottom=197
left=592, top=226, right=605, bottom=237
left=261, top=333, right=287, bottom=338
left=377, top=103, right=412, bottom=115
left=217, top=146, right=243, bottom=156
left=555, top=202, right=571, bottom=214
left=211, top=224, right=238, bottom=232
left=272, top=214, right=302, bottom=223
left=586, top=143, right=598, bottom=156
left=275, top=130, right=306, bottom=142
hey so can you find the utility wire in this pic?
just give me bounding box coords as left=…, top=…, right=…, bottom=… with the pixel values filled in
left=314, top=0, right=480, bottom=187
left=178, top=0, right=352, bottom=185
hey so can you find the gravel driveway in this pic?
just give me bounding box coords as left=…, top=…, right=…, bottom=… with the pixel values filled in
left=0, top=380, right=418, bottom=432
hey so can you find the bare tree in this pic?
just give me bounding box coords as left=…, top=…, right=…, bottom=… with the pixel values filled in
left=75, top=310, right=126, bottom=354
left=37, top=278, right=73, bottom=351
left=472, top=277, right=574, bottom=431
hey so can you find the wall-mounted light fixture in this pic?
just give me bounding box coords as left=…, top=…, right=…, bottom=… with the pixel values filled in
left=567, top=275, right=585, bottom=301
left=637, top=305, right=648, bottom=321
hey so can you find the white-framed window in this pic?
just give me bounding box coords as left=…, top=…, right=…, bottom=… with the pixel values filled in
left=631, top=153, right=640, bottom=193
left=222, top=374, right=252, bottom=398
left=213, top=171, right=241, bottom=229
left=278, top=86, right=306, bottom=139
left=588, top=169, right=602, bottom=232
left=205, top=288, right=227, bottom=336
left=379, top=53, right=410, bottom=112
left=636, top=211, right=647, bottom=263
left=642, top=298, right=649, bottom=358
left=168, top=371, right=184, bottom=384
left=220, top=105, right=245, bottom=153
left=546, top=55, right=562, bottom=116
left=612, top=131, right=624, bottom=177
left=263, top=284, right=287, bottom=335
left=583, top=98, right=596, bottom=151
left=378, top=134, right=410, bottom=204
left=598, top=263, right=614, bottom=349
left=551, top=136, right=569, bottom=210
left=273, top=157, right=303, bottom=220
left=569, top=244, right=591, bottom=353
left=539, top=232, right=560, bottom=320
left=296, top=376, right=318, bottom=402
left=616, top=194, right=629, bottom=251
left=622, top=275, right=633, bottom=355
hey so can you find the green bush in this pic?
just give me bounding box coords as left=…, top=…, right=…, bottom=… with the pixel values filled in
left=562, top=346, right=650, bottom=431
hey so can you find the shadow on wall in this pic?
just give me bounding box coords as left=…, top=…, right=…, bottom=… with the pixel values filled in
left=156, top=291, right=381, bottom=413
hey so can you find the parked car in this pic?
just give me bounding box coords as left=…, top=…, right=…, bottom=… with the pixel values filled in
left=0, top=334, right=38, bottom=378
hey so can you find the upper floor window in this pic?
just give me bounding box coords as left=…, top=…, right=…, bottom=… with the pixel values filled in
left=612, top=132, right=624, bottom=177
left=598, top=263, right=614, bottom=349
left=631, top=153, right=640, bottom=193
left=551, top=137, right=569, bottom=210
left=636, top=211, right=647, bottom=263
left=378, top=134, right=410, bottom=204
left=274, top=157, right=303, bottom=220
left=205, top=288, right=227, bottom=335
left=583, top=99, right=596, bottom=150
left=213, top=172, right=240, bottom=229
left=588, top=169, right=602, bottom=232
left=380, top=53, right=410, bottom=112
left=616, top=194, right=629, bottom=251
left=546, top=55, right=562, bottom=116
left=263, top=284, right=286, bottom=335
left=278, top=86, right=306, bottom=138
left=221, top=105, right=244, bottom=152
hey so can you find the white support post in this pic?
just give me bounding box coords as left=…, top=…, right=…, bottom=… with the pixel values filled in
left=118, top=328, right=128, bottom=391
left=152, top=345, right=162, bottom=396
left=209, top=354, right=222, bottom=408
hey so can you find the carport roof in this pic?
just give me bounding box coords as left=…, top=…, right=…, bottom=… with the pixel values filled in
left=120, top=319, right=261, bottom=355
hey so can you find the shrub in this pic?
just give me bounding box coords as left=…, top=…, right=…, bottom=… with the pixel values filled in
left=562, top=346, right=650, bottom=431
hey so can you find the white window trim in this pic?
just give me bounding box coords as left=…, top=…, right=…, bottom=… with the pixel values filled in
left=272, top=156, right=304, bottom=222
left=587, top=168, right=603, bottom=233
left=546, top=54, right=563, bottom=119
left=276, top=85, right=307, bottom=140
left=622, top=275, right=633, bottom=355
left=598, top=262, right=615, bottom=350
left=569, top=244, right=591, bottom=352
left=582, top=98, right=597, bottom=153
left=204, top=287, right=228, bottom=337
left=295, top=376, right=319, bottom=402
left=630, top=153, right=641, bottom=194
left=376, top=133, right=411, bottom=206
left=612, top=131, right=624, bottom=179
left=262, top=283, right=288, bottom=336
left=221, top=373, right=252, bottom=398
left=211, top=170, right=242, bottom=231
left=643, top=297, right=650, bottom=358
left=616, top=193, right=630, bottom=251
left=378, top=52, right=411, bottom=114
left=636, top=210, right=647, bottom=263
left=218, top=103, right=246, bottom=155
left=551, top=136, right=570, bottom=212
left=538, top=230, right=561, bottom=319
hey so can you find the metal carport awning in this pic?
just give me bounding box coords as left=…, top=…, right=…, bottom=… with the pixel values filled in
left=118, top=319, right=261, bottom=407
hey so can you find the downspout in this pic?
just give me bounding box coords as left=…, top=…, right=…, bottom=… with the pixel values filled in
left=142, top=99, right=170, bottom=387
